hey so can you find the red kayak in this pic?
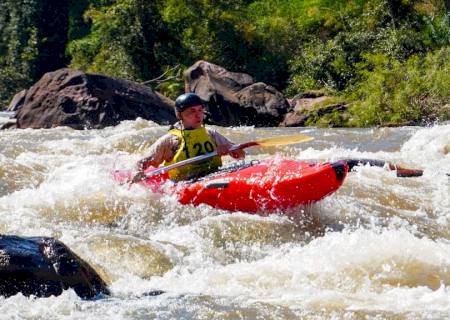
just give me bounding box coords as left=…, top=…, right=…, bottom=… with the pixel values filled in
left=114, top=158, right=348, bottom=213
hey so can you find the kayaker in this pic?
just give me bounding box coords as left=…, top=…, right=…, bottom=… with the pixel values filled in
left=131, top=93, right=245, bottom=182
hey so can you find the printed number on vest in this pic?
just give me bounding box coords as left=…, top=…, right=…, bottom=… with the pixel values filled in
left=187, top=141, right=215, bottom=157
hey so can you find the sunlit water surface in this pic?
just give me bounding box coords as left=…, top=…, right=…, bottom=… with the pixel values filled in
left=1, top=114, right=449, bottom=319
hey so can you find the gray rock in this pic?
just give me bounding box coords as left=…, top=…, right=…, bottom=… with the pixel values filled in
left=184, top=61, right=291, bottom=127
left=0, top=235, right=109, bottom=298
left=4, top=68, right=177, bottom=130
left=6, top=89, right=27, bottom=112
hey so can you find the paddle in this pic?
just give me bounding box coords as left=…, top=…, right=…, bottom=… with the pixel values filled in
left=132, top=134, right=314, bottom=182
left=343, top=158, right=449, bottom=177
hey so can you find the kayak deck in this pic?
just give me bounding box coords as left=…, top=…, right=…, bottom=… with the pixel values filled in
left=176, top=159, right=348, bottom=212
left=114, top=158, right=348, bottom=213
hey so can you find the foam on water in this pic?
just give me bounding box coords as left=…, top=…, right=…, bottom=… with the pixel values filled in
left=0, top=120, right=449, bottom=318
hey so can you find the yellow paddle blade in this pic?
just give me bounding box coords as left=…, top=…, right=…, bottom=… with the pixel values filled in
left=254, top=134, right=314, bottom=147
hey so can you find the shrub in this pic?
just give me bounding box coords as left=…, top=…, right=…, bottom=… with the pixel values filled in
left=347, top=47, right=450, bottom=127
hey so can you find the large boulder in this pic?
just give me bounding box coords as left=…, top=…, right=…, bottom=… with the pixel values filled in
left=4, top=68, right=177, bottom=130
left=184, top=61, right=291, bottom=127
left=0, top=235, right=109, bottom=298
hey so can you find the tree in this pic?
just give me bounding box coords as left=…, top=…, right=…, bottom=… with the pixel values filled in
left=67, top=0, right=182, bottom=82
left=0, top=0, right=69, bottom=107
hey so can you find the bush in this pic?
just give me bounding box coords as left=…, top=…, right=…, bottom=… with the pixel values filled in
left=347, top=47, right=450, bottom=127
left=285, top=0, right=450, bottom=97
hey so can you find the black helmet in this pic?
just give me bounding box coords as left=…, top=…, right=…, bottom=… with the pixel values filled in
left=175, top=93, right=203, bottom=112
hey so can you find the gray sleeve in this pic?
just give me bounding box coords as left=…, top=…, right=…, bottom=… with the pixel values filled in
left=142, top=133, right=180, bottom=166
left=208, top=129, right=234, bottom=148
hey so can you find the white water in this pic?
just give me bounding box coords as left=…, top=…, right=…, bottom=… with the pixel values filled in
left=0, top=119, right=449, bottom=319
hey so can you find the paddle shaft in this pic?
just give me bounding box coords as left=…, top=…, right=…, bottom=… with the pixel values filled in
left=344, top=158, right=450, bottom=177
left=146, top=150, right=443, bottom=179
left=142, top=134, right=312, bottom=178
left=144, top=143, right=249, bottom=178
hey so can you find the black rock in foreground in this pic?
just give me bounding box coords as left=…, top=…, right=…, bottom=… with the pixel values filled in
left=0, top=235, right=109, bottom=298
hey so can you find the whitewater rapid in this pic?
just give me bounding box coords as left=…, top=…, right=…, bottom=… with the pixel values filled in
left=0, top=118, right=449, bottom=319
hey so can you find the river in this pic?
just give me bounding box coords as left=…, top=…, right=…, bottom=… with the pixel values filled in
left=0, top=113, right=449, bottom=319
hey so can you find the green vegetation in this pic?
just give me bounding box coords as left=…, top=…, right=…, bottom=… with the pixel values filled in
left=0, top=0, right=69, bottom=106
left=348, top=47, right=450, bottom=126
left=1, top=0, right=449, bottom=126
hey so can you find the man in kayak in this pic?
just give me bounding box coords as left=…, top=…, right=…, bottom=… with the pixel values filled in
left=132, top=93, right=245, bottom=182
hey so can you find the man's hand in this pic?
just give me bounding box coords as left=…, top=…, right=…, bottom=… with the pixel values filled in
left=216, top=144, right=245, bottom=159
left=229, top=148, right=245, bottom=160
left=216, top=144, right=230, bottom=156
left=130, top=171, right=147, bottom=184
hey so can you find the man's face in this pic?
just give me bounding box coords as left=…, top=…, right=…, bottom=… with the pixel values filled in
left=179, top=105, right=204, bottom=129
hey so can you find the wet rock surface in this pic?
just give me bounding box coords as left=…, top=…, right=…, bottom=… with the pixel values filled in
left=184, top=61, right=291, bottom=126
left=4, top=68, right=176, bottom=130
left=0, top=235, right=109, bottom=298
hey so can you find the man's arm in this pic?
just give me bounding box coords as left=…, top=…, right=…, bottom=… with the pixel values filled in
left=209, top=130, right=245, bottom=159
left=131, top=134, right=179, bottom=182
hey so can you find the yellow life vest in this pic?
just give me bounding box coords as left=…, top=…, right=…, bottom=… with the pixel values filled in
left=164, top=127, right=222, bottom=181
